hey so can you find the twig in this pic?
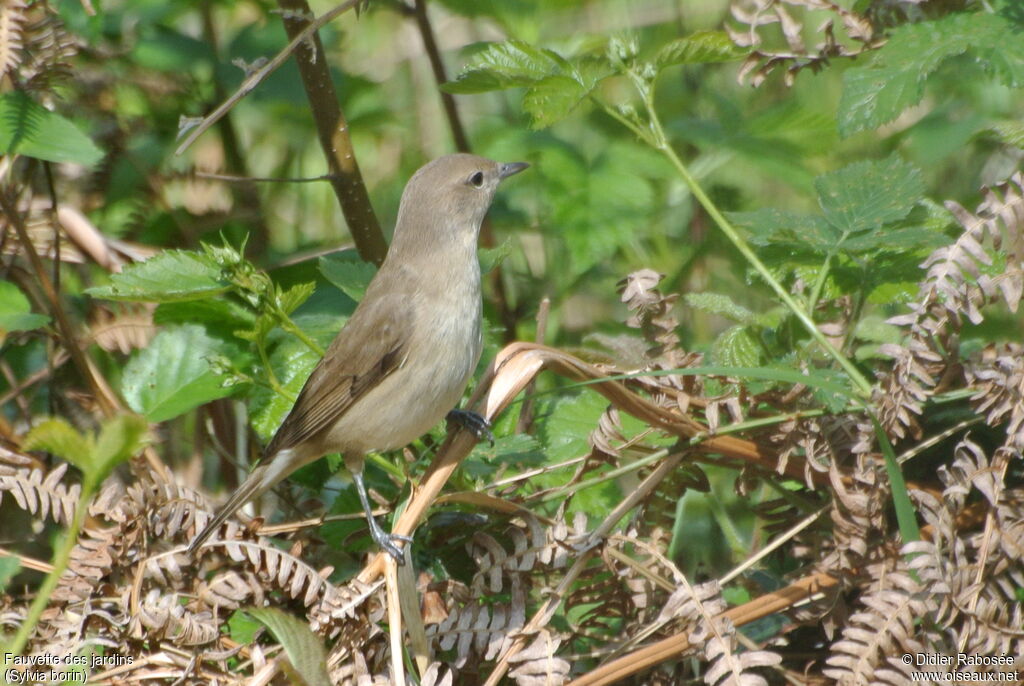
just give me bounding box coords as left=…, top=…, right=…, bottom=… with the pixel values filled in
left=276, top=0, right=388, bottom=265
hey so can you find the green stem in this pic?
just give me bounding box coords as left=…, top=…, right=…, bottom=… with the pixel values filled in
left=613, top=76, right=874, bottom=398
left=807, top=251, right=836, bottom=313
left=7, top=474, right=98, bottom=656
left=276, top=308, right=325, bottom=357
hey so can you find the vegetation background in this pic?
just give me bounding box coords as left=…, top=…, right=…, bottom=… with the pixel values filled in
left=1, top=0, right=1022, bottom=684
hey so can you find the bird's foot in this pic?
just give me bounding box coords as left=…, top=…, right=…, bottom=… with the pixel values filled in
left=447, top=409, right=494, bottom=445
left=369, top=520, right=413, bottom=564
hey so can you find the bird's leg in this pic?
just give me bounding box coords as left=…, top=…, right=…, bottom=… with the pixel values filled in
left=351, top=469, right=412, bottom=564
left=446, top=409, right=494, bottom=445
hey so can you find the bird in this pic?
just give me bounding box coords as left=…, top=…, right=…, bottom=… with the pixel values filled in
left=187, top=154, right=528, bottom=562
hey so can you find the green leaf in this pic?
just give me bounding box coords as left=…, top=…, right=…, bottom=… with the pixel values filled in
left=23, top=418, right=92, bottom=471
left=86, top=250, right=230, bottom=302
left=839, top=12, right=1023, bottom=136
left=122, top=325, right=240, bottom=422
left=990, top=120, right=1024, bottom=148
left=683, top=292, right=756, bottom=325
left=0, top=281, right=49, bottom=334
left=248, top=607, right=331, bottom=686
left=250, top=339, right=319, bottom=440
left=479, top=239, right=512, bottom=275
left=318, top=253, right=376, bottom=303
left=279, top=282, right=316, bottom=315
left=711, top=325, right=764, bottom=368
left=0, top=556, right=20, bottom=591
left=654, top=31, right=745, bottom=69
left=522, top=74, right=591, bottom=128
left=0, top=91, right=104, bottom=166
left=444, top=40, right=561, bottom=94
left=730, top=208, right=837, bottom=253
left=92, top=414, right=150, bottom=480
left=153, top=298, right=256, bottom=339
left=815, top=156, right=924, bottom=238
left=228, top=610, right=263, bottom=644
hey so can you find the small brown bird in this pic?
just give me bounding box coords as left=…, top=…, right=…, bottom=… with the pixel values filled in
left=188, top=154, right=528, bottom=561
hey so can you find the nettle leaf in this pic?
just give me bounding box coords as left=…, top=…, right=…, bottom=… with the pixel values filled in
left=0, top=91, right=104, bottom=166
left=278, top=282, right=315, bottom=316
left=122, top=324, right=242, bottom=422
left=87, top=250, right=230, bottom=302
left=319, top=253, right=376, bottom=302
left=730, top=208, right=837, bottom=253
left=0, top=281, right=49, bottom=334
left=684, top=292, right=756, bottom=325
left=445, top=40, right=561, bottom=93
left=815, top=156, right=924, bottom=238
left=154, top=298, right=256, bottom=340
left=990, top=120, right=1024, bottom=149
left=839, top=12, right=1023, bottom=136
left=654, top=31, right=745, bottom=70
left=248, top=608, right=331, bottom=686
left=711, top=325, right=764, bottom=368
left=522, top=74, right=591, bottom=129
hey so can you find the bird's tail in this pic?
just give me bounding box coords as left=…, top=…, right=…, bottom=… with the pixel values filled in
left=187, top=462, right=274, bottom=554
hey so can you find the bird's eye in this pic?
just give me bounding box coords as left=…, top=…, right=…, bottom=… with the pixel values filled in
left=468, top=171, right=485, bottom=188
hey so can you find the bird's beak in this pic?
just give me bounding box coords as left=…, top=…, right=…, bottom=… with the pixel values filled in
left=499, top=162, right=530, bottom=179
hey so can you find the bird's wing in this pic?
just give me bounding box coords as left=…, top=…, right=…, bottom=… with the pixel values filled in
left=260, top=292, right=412, bottom=460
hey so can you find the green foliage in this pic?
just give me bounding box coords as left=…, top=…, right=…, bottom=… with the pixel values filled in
left=319, top=251, right=376, bottom=302
left=85, top=250, right=230, bottom=302
left=0, top=557, right=20, bottom=592
left=839, top=11, right=1024, bottom=137
left=121, top=324, right=245, bottom=422
left=0, top=282, right=49, bottom=335
left=24, top=414, right=149, bottom=485
left=247, top=608, right=331, bottom=686
left=0, top=92, right=104, bottom=166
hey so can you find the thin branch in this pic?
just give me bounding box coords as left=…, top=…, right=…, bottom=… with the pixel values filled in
left=277, top=0, right=388, bottom=265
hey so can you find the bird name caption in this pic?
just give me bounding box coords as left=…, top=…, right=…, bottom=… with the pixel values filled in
left=4, top=652, right=133, bottom=682
left=902, top=653, right=1019, bottom=683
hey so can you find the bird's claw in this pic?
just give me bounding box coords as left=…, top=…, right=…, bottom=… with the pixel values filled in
left=447, top=409, right=494, bottom=445
left=372, top=526, right=412, bottom=565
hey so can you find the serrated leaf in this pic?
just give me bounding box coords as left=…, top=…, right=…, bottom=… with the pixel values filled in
left=86, top=250, right=230, bottom=302
left=248, top=608, right=331, bottom=686
left=154, top=298, right=256, bottom=338
left=815, top=156, right=924, bottom=238
left=0, top=281, right=49, bottom=334
left=23, top=418, right=91, bottom=470
left=683, top=292, right=755, bottom=324
left=444, top=40, right=561, bottom=94
left=654, top=31, right=745, bottom=69
left=122, top=324, right=240, bottom=422
left=839, top=12, right=1022, bottom=136
left=318, top=253, right=376, bottom=302
left=523, top=74, right=591, bottom=128
left=279, top=282, right=315, bottom=315
left=711, top=325, right=764, bottom=368
left=0, top=91, right=104, bottom=166
left=729, top=208, right=837, bottom=252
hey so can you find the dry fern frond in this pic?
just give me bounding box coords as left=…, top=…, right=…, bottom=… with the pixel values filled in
left=0, top=451, right=79, bottom=526
left=728, top=0, right=881, bottom=87
left=0, top=0, right=27, bottom=79
left=822, top=567, right=936, bottom=685
left=966, top=343, right=1024, bottom=452
left=879, top=172, right=1024, bottom=440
